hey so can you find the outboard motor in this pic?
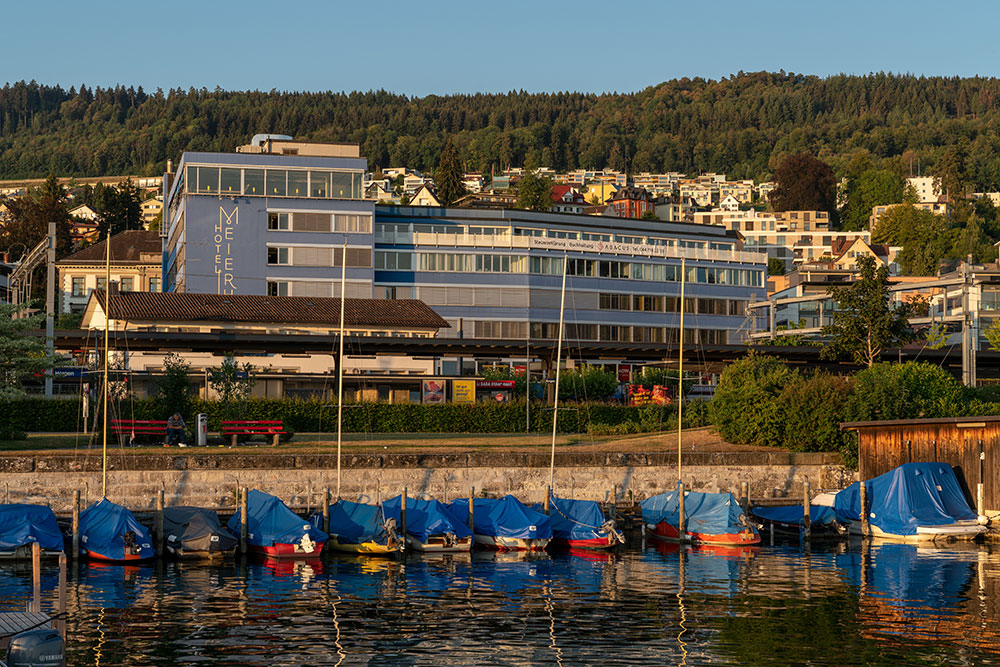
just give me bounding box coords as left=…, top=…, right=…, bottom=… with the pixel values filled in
left=5, top=628, right=65, bottom=666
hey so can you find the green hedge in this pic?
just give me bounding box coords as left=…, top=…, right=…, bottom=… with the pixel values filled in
left=5, top=397, right=711, bottom=435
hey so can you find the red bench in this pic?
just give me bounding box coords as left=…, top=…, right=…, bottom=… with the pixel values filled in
left=221, top=420, right=286, bottom=447
left=110, top=419, right=170, bottom=446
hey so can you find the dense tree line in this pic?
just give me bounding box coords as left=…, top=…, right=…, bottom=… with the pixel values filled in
left=7, top=73, right=1000, bottom=183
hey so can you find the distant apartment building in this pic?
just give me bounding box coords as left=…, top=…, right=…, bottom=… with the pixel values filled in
left=141, top=197, right=162, bottom=225
left=869, top=201, right=952, bottom=232
left=632, top=172, right=686, bottom=195
left=606, top=186, right=655, bottom=219
left=907, top=176, right=940, bottom=201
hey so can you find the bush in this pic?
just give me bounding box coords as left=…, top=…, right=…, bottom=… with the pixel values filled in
left=843, top=361, right=963, bottom=423
left=713, top=352, right=798, bottom=447
left=558, top=364, right=619, bottom=400
left=779, top=373, right=854, bottom=453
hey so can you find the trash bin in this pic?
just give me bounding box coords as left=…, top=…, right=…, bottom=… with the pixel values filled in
left=197, top=413, right=208, bottom=447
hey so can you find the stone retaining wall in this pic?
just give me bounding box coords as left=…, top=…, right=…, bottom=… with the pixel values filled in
left=0, top=451, right=853, bottom=513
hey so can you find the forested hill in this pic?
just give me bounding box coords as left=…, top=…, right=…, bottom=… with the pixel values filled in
left=4, top=72, right=1000, bottom=185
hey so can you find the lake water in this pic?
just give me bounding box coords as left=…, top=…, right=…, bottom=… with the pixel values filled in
left=1, top=539, right=998, bottom=665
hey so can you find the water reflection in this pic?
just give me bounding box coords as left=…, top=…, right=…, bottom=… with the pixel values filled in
left=0, top=540, right=996, bottom=665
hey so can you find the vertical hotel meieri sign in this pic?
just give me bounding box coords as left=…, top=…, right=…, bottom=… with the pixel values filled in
left=216, top=205, right=238, bottom=294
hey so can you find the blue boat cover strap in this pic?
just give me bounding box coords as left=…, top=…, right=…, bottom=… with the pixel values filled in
left=78, top=498, right=154, bottom=560
left=449, top=495, right=552, bottom=540
left=309, top=500, right=390, bottom=545
left=0, top=504, right=63, bottom=551
left=834, top=462, right=976, bottom=536
left=641, top=488, right=750, bottom=536
left=751, top=504, right=837, bottom=526
left=227, top=489, right=328, bottom=547
left=383, top=496, right=472, bottom=543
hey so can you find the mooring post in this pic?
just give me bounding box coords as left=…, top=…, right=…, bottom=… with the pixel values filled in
left=468, top=487, right=475, bottom=530
left=71, top=489, right=80, bottom=560
left=31, top=542, right=41, bottom=613
left=803, top=478, right=811, bottom=541
left=240, top=487, right=249, bottom=553
left=740, top=481, right=750, bottom=513
left=859, top=481, right=869, bottom=539
left=57, top=552, right=66, bottom=638
left=544, top=486, right=551, bottom=515
left=401, top=488, right=408, bottom=544
left=678, top=482, right=686, bottom=543
left=323, top=487, right=331, bottom=534
left=155, top=489, right=165, bottom=553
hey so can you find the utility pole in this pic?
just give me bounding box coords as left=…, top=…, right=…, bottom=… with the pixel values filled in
left=45, top=222, right=56, bottom=398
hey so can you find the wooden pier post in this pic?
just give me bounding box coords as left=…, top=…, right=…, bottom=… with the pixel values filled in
left=678, top=482, right=686, bottom=543
left=71, top=490, right=80, bottom=560
left=31, top=542, right=41, bottom=613
left=323, top=488, right=331, bottom=534
left=240, top=487, right=249, bottom=553
left=544, top=486, right=551, bottom=515
left=740, top=481, right=749, bottom=513
left=859, top=481, right=869, bottom=539
left=155, top=489, right=165, bottom=553
left=57, top=553, right=66, bottom=638
left=401, top=488, right=408, bottom=545
left=468, top=487, right=475, bottom=530
left=803, top=478, right=811, bottom=541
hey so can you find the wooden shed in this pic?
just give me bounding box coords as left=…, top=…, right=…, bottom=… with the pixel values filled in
left=841, top=416, right=999, bottom=514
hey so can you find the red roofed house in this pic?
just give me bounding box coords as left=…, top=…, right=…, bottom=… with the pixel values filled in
left=830, top=237, right=899, bottom=274
left=550, top=185, right=587, bottom=214
left=606, top=186, right=655, bottom=219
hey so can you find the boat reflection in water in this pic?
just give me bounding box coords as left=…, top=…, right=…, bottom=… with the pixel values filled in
left=2, top=536, right=996, bottom=665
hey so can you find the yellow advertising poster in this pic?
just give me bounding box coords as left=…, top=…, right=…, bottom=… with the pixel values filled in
left=453, top=379, right=475, bottom=404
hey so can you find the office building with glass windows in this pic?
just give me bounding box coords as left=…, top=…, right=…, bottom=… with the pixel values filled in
left=164, top=142, right=767, bottom=371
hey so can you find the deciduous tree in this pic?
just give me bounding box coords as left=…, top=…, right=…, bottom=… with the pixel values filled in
left=768, top=153, right=837, bottom=215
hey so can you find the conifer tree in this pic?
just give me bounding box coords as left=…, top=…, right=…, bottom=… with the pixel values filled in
left=435, top=139, right=466, bottom=206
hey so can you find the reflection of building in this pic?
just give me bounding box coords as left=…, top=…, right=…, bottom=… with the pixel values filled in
left=81, top=290, right=449, bottom=400
left=56, top=230, right=161, bottom=313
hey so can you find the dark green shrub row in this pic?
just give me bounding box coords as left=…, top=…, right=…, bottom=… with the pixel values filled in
left=5, top=397, right=712, bottom=435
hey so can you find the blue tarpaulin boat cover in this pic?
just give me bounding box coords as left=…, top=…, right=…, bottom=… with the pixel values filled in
left=449, top=495, right=552, bottom=540
left=641, top=488, right=748, bottom=536
left=383, top=496, right=472, bottom=543
left=78, top=498, right=154, bottom=560
left=309, top=500, right=390, bottom=545
left=834, top=462, right=977, bottom=536
left=533, top=497, right=609, bottom=542
left=0, top=504, right=63, bottom=551
left=227, top=490, right=327, bottom=548
left=751, top=504, right=838, bottom=526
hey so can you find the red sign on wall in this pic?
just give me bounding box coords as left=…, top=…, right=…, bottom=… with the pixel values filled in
left=617, top=365, right=631, bottom=383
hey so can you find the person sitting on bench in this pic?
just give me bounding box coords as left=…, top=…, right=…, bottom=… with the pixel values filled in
left=165, top=413, right=187, bottom=447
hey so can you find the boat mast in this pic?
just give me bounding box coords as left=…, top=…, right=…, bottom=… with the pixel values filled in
left=336, top=242, right=347, bottom=500
left=549, top=252, right=568, bottom=491
left=102, top=232, right=111, bottom=498
left=677, top=257, right=685, bottom=482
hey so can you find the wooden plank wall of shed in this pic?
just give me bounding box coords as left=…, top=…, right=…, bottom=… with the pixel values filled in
left=858, top=423, right=999, bottom=512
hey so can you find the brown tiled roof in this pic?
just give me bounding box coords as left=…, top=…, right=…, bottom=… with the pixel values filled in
left=90, top=291, right=449, bottom=329
left=59, top=230, right=160, bottom=263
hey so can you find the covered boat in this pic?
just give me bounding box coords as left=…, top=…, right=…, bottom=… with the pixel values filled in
left=163, top=506, right=238, bottom=560
left=0, top=504, right=64, bottom=559
left=833, top=462, right=985, bottom=542
left=449, top=495, right=552, bottom=551
left=78, top=498, right=155, bottom=562
left=642, top=488, right=760, bottom=546
left=750, top=504, right=846, bottom=538
left=540, top=496, right=623, bottom=550
left=227, top=489, right=327, bottom=558
left=383, top=495, right=472, bottom=553
left=309, top=500, right=402, bottom=555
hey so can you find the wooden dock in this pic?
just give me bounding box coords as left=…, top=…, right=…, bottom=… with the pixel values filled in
left=0, top=611, right=51, bottom=650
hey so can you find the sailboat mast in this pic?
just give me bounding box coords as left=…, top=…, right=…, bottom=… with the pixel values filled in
left=336, top=242, right=347, bottom=500
left=677, top=257, right=685, bottom=482
left=102, top=232, right=111, bottom=498
left=549, top=252, right=568, bottom=491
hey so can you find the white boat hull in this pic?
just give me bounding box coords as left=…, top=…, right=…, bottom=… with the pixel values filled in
left=848, top=519, right=986, bottom=543
left=473, top=533, right=550, bottom=551
left=405, top=534, right=472, bottom=553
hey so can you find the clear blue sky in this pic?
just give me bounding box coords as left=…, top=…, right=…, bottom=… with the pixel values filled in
left=5, top=0, right=999, bottom=96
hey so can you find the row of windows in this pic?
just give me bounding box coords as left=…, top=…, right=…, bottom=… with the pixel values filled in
left=374, top=222, right=734, bottom=251
left=524, top=322, right=727, bottom=344
left=267, top=212, right=371, bottom=233
left=374, top=251, right=762, bottom=286
left=188, top=166, right=362, bottom=199
left=599, top=293, right=745, bottom=316
left=70, top=276, right=160, bottom=296
left=266, top=246, right=372, bottom=268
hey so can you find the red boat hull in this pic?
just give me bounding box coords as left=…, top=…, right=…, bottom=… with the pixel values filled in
left=247, top=541, right=326, bottom=559
left=549, top=535, right=619, bottom=550
left=84, top=550, right=154, bottom=563
left=651, top=521, right=760, bottom=546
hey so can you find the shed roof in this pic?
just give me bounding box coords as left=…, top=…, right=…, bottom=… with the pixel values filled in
left=841, top=415, right=1000, bottom=430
